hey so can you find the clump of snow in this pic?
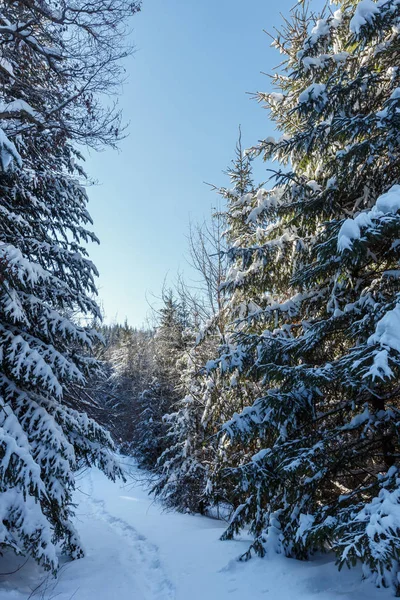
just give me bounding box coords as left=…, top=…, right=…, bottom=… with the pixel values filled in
left=306, top=180, right=322, bottom=193
left=331, top=9, right=343, bottom=29
left=338, top=184, right=400, bottom=251
left=295, top=514, right=315, bottom=543
left=0, top=99, right=40, bottom=120
left=350, top=0, right=381, bottom=35
left=252, top=448, right=269, bottom=463
left=246, top=187, right=284, bottom=223
left=0, top=58, right=14, bottom=77
left=269, top=93, right=284, bottom=106
left=342, top=405, right=371, bottom=430
left=368, top=304, right=400, bottom=354
left=387, top=66, right=398, bottom=81
left=363, top=302, right=400, bottom=380
left=298, top=83, right=326, bottom=105
left=365, top=349, right=394, bottom=380
left=0, top=487, right=57, bottom=565
left=333, top=51, right=349, bottom=63
left=303, top=10, right=342, bottom=51
left=375, top=184, right=400, bottom=213
left=326, top=176, right=337, bottom=189
left=264, top=136, right=276, bottom=145
left=309, top=19, right=330, bottom=44
left=0, top=128, right=22, bottom=170
left=302, top=56, right=326, bottom=70
left=337, top=219, right=362, bottom=250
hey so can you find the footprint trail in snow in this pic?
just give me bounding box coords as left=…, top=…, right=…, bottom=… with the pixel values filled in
left=87, top=490, right=175, bottom=600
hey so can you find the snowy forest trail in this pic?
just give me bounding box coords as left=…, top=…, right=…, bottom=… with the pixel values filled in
left=83, top=470, right=175, bottom=600
left=0, top=460, right=392, bottom=600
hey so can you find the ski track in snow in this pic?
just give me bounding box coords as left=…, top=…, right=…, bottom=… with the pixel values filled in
left=87, top=495, right=175, bottom=599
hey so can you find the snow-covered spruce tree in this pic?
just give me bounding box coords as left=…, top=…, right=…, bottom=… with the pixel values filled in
left=0, top=0, right=139, bottom=570
left=134, top=292, right=187, bottom=470
left=152, top=139, right=261, bottom=515
left=152, top=330, right=218, bottom=513
left=214, top=0, right=400, bottom=591
left=152, top=214, right=227, bottom=513
left=201, top=137, right=264, bottom=514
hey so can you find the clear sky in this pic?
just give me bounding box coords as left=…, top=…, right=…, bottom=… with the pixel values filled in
left=85, top=0, right=308, bottom=327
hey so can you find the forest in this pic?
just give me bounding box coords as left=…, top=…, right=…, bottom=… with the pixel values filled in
left=1, top=0, right=400, bottom=598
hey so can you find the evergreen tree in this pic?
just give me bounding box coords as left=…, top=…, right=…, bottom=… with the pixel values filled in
left=0, top=0, right=139, bottom=570
left=134, top=291, right=187, bottom=470
left=213, top=0, right=400, bottom=591
left=154, top=137, right=258, bottom=515
left=152, top=333, right=215, bottom=513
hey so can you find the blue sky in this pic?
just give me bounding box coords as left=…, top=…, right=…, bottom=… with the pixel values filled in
left=85, top=0, right=307, bottom=327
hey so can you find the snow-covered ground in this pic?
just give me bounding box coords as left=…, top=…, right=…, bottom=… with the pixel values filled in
left=0, top=458, right=392, bottom=600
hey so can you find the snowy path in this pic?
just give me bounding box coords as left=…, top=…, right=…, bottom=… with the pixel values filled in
left=0, top=460, right=392, bottom=600
left=85, top=472, right=175, bottom=600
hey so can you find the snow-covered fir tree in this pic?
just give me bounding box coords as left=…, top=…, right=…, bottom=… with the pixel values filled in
left=0, top=0, right=139, bottom=571
left=152, top=332, right=217, bottom=513
left=153, top=138, right=259, bottom=515
left=210, top=0, right=400, bottom=591
left=133, top=291, right=187, bottom=470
